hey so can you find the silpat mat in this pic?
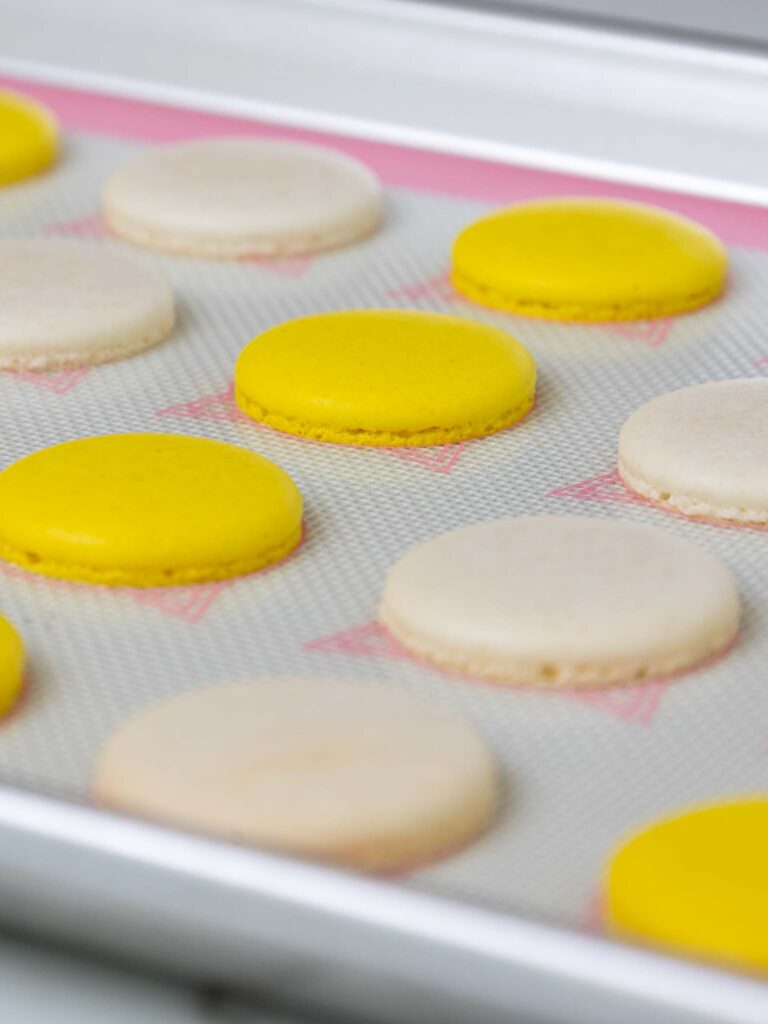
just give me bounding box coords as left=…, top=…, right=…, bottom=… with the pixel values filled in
left=1, top=76, right=768, bottom=934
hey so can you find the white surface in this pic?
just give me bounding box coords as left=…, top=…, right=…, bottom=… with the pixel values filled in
left=94, top=679, right=497, bottom=871
left=102, top=139, right=382, bottom=258
left=2, top=0, right=768, bottom=204
left=618, top=379, right=768, bottom=522
left=0, top=238, right=174, bottom=369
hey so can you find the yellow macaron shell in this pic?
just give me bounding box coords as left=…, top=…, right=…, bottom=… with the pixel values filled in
left=0, top=434, right=302, bottom=586
left=605, top=799, right=768, bottom=971
left=451, top=198, right=727, bottom=321
left=0, top=616, right=24, bottom=716
left=235, top=310, right=536, bottom=446
left=0, top=91, right=58, bottom=186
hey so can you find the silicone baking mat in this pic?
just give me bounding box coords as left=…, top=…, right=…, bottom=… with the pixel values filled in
left=1, top=76, right=768, bottom=936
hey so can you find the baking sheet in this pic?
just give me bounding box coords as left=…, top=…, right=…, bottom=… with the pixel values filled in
left=1, top=78, right=768, bottom=936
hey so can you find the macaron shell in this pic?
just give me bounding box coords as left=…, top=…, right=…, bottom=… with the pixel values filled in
left=0, top=239, right=175, bottom=370
left=234, top=310, right=536, bottom=446
left=0, top=616, right=24, bottom=717
left=0, top=434, right=303, bottom=586
left=0, top=91, right=58, bottom=186
left=93, top=679, right=499, bottom=872
left=451, top=198, right=727, bottom=321
left=619, top=379, right=768, bottom=524
left=102, top=138, right=383, bottom=258
left=380, top=516, right=740, bottom=687
left=605, top=799, right=768, bottom=971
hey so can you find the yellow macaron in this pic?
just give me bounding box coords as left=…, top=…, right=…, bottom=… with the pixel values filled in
left=451, top=198, right=727, bottom=322
left=0, top=434, right=302, bottom=587
left=234, top=310, right=536, bottom=446
left=0, top=616, right=24, bottom=716
left=605, top=798, right=768, bottom=971
left=0, top=90, right=58, bottom=186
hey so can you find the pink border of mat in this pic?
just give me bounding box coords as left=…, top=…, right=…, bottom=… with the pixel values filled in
left=3, top=75, right=768, bottom=247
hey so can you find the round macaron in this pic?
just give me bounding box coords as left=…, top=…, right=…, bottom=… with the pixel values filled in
left=102, top=138, right=383, bottom=258
left=380, top=516, right=740, bottom=687
left=93, top=679, right=498, bottom=871
left=0, top=239, right=175, bottom=370
left=619, top=379, right=768, bottom=525
left=0, top=615, right=24, bottom=717
left=451, top=198, right=727, bottom=321
left=0, top=90, right=58, bottom=186
left=234, top=310, right=536, bottom=446
left=0, top=434, right=302, bottom=587
left=605, top=798, right=768, bottom=971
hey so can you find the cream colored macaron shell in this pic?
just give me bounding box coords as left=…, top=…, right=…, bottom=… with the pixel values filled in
left=102, top=138, right=383, bottom=258
left=0, top=239, right=174, bottom=370
left=381, top=516, right=740, bottom=687
left=93, top=680, right=498, bottom=871
left=619, top=379, right=768, bottom=524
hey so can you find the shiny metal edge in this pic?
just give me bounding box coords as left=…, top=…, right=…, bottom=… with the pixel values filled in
left=2, top=0, right=768, bottom=204
left=0, top=784, right=766, bottom=1023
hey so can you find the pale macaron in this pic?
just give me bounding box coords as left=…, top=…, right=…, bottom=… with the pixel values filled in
left=0, top=90, right=58, bottom=186
left=0, top=434, right=302, bottom=587
left=93, top=679, right=499, bottom=872
left=102, top=138, right=383, bottom=258
left=605, top=798, right=768, bottom=971
left=619, top=379, right=768, bottom=525
left=235, top=310, right=536, bottom=446
left=380, top=516, right=740, bottom=688
left=0, top=239, right=174, bottom=370
left=451, top=198, right=727, bottom=321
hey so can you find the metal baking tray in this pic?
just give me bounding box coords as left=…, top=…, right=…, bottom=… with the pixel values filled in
left=2, top=26, right=768, bottom=1023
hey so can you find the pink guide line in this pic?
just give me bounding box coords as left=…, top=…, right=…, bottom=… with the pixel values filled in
left=3, top=75, right=768, bottom=248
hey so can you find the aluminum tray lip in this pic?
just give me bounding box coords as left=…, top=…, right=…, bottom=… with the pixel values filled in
left=1, top=781, right=768, bottom=1023
left=3, top=0, right=768, bottom=208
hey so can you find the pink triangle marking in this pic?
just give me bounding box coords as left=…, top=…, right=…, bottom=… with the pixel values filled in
left=385, top=443, right=466, bottom=474
left=305, top=621, right=670, bottom=724
left=596, top=319, right=674, bottom=347
left=579, top=891, right=606, bottom=933
left=387, top=271, right=460, bottom=304
left=239, top=253, right=314, bottom=278
left=754, top=356, right=768, bottom=368
left=157, top=386, right=466, bottom=473
left=123, top=580, right=231, bottom=623
left=549, top=469, right=644, bottom=505
left=568, top=679, right=670, bottom=724
left=0, top=561, right=227, bottom=622
left=156, top=386, right=249, bottom=424
left=6, top=367, right=91, bottom=394
left=305, top=621, right=413, bottom=660
left=44, top=212, right=108, bottom=240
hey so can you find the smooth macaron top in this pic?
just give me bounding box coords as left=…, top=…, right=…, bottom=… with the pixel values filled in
left=0, top=434, right=303, bottom=586
left=0, top=239, right=175, bottom=370
left=0, top=90, right=58, bottom=185
left=605, top=798, right=768, bottom=970
left=102, top=138, right=383, bottom=257
left=234, top=310, right=536, bottom=446
left=451, top=198, right=727, bottom=321
left=380, top=515, right=740, bottom=686
left=619, top=379, right=768, bottom=523
left=94, top=678, right=498, bottom=871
